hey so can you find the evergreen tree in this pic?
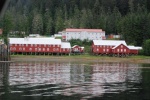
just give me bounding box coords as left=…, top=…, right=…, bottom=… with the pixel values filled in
left=2, top=10, right=13, bottom=37
left=143, top=39, right=150, bottom=56
left=32, top=13, right=43, bottom=35
left=55, top=9, right=64, bottom=33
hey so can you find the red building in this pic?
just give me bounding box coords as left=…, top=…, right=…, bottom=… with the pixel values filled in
left=112, top=44, right=130, bottom=56
left=128, top=46, right=142, bottom=55
left=92, top=40, right=127, bottom=55
left=92, top=40, right=142, bottom=56
left=9, top=38, right=71, bottom=55
left=71, top=45, right=84, bottom=54
left=61, top=42, right=71, bottom=54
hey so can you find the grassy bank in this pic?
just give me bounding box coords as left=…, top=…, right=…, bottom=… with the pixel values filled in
left=10, top=54, right=150, bottom=64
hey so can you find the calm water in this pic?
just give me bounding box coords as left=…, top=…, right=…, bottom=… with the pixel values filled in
left=0, top=61, right=150, bottom=100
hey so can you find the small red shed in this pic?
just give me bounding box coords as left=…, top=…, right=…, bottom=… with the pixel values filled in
left=72, top=45, right=84, bottom=53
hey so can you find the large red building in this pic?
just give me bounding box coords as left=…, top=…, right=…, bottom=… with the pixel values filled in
left=9, top=38, right=71, bottom=55
left=92, top=40, right=142, bottom=56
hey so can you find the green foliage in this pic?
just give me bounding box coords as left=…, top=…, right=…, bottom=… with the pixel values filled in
left=32, top=13, right=43, bottom=35
left=0, top=0, right=150, bottom=46
left=2, top=10, right=13, bottom=37
left=69, top=39, right=92, bottom=53
left=143, top=39, right=150, bottom=56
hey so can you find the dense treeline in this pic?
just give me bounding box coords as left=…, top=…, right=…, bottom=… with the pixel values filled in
left=0, top=0, right=150, bottom=47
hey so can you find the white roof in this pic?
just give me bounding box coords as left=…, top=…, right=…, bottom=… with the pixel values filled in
left=9, top=38, right=61, bottom=45
left=72, top=45, right=79, bottom=48
left=128, top=46, right=142, bottom=50
left=93, top=40, right=127, bottom=46
left=61, top=42, right=71, bottom=48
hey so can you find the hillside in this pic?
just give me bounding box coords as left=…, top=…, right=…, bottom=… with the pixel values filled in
left=0, top=0, right=150, bottom=46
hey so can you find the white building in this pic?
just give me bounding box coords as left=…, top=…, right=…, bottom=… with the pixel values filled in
left=60, top=28, right=105, bottom=41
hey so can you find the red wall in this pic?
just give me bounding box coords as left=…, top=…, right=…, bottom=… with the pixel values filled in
left=112, top=44, right=130, bottom=54
left=92, top=43, right=114, bottom=54
left=61, top=48, right=71, bottom=54
left=10, top=44, right=61, bottom=53
left=130, top=49, right=138, bottom=55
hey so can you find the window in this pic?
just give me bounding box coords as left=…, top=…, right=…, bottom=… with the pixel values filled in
left=23, top=48, right=25, bottom=51
left=35, top=48, right=37, bottom=51
left=43, top=48, right=45, bottom=51
left=124, top=49, right=126, bottom=52
left=13, top=47, right=16, bottom=50
left=121, top=49, right=123, bottom=52
left=29, top=48, right=32, bottom=51
left=38, top=48, right=41, bottom=51
left=107, top=49, right=109, bottom=52
left=19, top=48, right=22, bottom=51
left=121, top=45, right=123, bottom=48
left=97, top=48, right=99, bottom=51
left=47, top=48, right=49, bottom=51
left=117, top=49, right=119, bottom=52
left=103, top=49, right=105, bottom=52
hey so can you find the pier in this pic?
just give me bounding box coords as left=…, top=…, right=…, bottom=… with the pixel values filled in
left=0, top=40, right=11, bottom=61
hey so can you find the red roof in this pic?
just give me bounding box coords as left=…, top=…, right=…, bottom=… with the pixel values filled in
left=65, top=28, right=103, bottom=32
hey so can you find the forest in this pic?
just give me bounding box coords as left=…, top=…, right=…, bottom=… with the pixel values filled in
left=0, top=0, right=150, bottom=47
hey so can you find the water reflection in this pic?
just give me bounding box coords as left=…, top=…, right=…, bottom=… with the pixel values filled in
left=0, top=63, right=10, bottom=98
left=0, top=61, right=143, bottom=100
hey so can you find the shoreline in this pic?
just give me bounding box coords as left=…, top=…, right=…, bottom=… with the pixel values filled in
left=10, top=55, right=150, bottom=64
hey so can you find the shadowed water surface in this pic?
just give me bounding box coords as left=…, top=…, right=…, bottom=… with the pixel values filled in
left=0, top=62, right=150, bottom=100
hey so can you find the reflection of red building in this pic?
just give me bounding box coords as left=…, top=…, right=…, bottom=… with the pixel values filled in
left=8, top=62, right=141, bottom=98
left=9, top=62, right=71, bottom=85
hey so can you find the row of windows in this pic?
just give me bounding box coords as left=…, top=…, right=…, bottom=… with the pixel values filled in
left=67, top=36, right=103, bottom=39
left=95, top=45, right=125, bottom=48
left=95, top=45, right=113, bottom=48
left=116, top=49, right=126, bottom=52
left=10, top=47, right=70, bottom=51
left=11, top=44, right=60, bottom=47
left=67, top=32, right=104, bottom=35
left=96, top=48, right=127, bottom=52
left=96, top=48, right=109, bottom=52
